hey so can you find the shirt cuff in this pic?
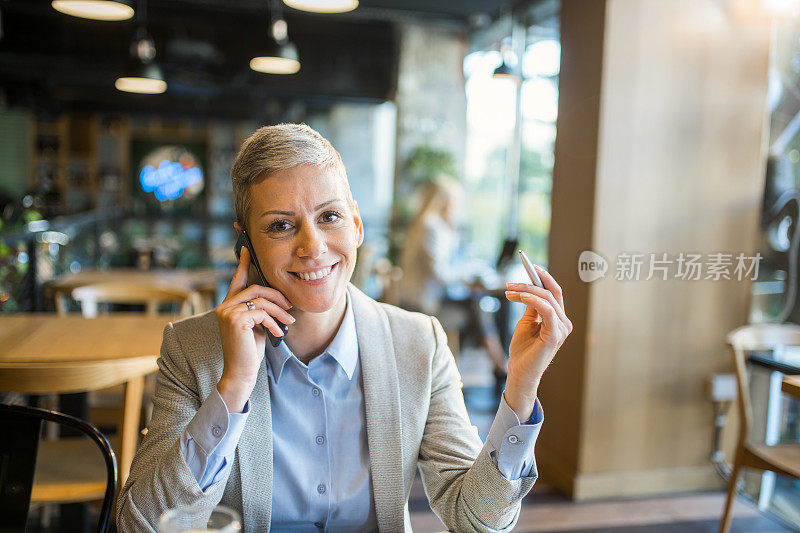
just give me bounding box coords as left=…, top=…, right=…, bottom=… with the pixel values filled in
left=485, top=394, right=544, bottom=480
left=185, top=387, right=250, bottom=458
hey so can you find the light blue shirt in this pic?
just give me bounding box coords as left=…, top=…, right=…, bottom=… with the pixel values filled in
left=180, top=295, right=544, bottom=531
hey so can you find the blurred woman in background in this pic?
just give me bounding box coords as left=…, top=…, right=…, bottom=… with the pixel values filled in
left=399, top=177, right=509, bottom=379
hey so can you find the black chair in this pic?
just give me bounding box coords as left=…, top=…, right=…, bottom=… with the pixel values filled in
left=0, top=403, right=117, bottom=533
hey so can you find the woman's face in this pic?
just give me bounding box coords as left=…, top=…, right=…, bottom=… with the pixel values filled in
left=239, top=164, right=363, bottom=314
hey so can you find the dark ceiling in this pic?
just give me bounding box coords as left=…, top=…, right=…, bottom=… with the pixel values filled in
left=0, top=0, right=511, bottom=120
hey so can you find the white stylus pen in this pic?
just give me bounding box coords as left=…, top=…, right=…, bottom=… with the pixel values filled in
left=519, top=250, right=544, bottom=288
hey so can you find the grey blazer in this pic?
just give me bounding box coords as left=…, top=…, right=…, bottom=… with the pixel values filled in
left=116, top=284, right=537, bottom=532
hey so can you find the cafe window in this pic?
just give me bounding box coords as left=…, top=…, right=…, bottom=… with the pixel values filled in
left=463, top=6, right=560, bottom=269
left=463, top=49, right=517, bottom=265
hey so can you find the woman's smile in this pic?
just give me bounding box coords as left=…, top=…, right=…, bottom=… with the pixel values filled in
left=289, top=262, right=338, bottom=283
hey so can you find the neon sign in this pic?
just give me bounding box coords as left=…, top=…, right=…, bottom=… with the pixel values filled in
left=138, top=147, right=204, bottom=202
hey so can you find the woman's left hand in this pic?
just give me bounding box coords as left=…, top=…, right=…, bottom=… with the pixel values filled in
left=503, top=264, right=573, bottom=421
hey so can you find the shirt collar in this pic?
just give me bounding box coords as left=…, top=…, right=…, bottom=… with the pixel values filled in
left=265, top=291, right=358, bottom=382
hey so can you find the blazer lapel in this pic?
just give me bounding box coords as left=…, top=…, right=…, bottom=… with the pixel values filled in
left=349, top=285, right=405, bottom=531
left=235, top=358, right=273, bottom=531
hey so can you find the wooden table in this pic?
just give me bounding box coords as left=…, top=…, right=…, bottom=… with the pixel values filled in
left=783, top=375, right=800, bottom=399
left=0, top=314, right=174, bottom=487
left=0, top=314, right=172, bottom=363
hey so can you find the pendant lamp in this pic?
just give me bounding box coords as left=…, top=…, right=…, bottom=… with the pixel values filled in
left=52, top=0, right=134, bottom=21
left=116, top=25, right=167, bottom=94
left=283, top=0, right=358, bottom=13
left=251, top=5, right=300, bottom=75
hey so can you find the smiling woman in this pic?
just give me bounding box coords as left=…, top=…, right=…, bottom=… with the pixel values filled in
left=229, top=124, right=362, bottom=330
left=116, top=123, right=571, bottom=533
left=234, top=163, right=363, bottom=320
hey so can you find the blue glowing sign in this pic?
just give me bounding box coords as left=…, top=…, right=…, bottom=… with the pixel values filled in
left=139, top=157, right=203, bottom=201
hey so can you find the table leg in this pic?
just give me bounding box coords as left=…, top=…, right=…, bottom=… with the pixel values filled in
left=58, top=393, right=88, bottom=434
left=118, top=375, right=144, bottom=491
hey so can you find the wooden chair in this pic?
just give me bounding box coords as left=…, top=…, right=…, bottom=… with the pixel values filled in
left=64, top=281, right=198, bottom=318
left=719, top=324, right=800, bottom=533
left=55, top=280, right=194, bottom=429
left=0, top=356, right=157, bottom=504
left=0, top=403, right=117, bottom=533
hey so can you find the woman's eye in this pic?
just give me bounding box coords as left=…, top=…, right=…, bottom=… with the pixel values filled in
left=321, top=211, right=343, bottom=223
left=268, top=220, right=291, bottom=233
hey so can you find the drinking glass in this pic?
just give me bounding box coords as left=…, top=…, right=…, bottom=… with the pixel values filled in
left=159, top=504, right=241, bottom=532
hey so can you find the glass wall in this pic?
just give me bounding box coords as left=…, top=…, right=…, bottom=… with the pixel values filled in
left=463, top=49, right=517, bottom=266
left=518, top=30, right=559, bottom=264
left=463, top=7, right=560, bottom=269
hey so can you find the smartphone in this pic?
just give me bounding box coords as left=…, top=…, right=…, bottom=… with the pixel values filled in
left=235, top=229, right=288, bottom=347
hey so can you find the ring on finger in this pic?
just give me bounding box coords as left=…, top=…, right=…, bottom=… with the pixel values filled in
left=244, top=300, right=256, bottom=311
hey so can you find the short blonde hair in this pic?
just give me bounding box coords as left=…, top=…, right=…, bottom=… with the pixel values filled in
left=230, top=123, right=351, bottom=227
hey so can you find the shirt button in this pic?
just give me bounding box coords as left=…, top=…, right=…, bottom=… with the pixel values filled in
left=507, top=434, right=519, bottom=444
left=317, top=483, right=326, bottom=494
left=211, top=425, right=222, bottom=438
left=315, top=435, right=326, bottom=446
left=312, top=388, right=321, bottom=397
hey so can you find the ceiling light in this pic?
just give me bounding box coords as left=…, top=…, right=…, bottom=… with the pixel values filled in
left=52, top=0, right=134, bottom=21
left=116, top=28, right=167, bottom=94
left=250, top=41, right=300, bottom=74
left=283, top=0, right=358, bottom=13
left=115, top=72, right=167, bottom=94
left=251, top=8, right=300, bottom=75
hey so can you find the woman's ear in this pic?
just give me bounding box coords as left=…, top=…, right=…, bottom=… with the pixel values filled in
left=234, top=221, right=243, bottom=233
left=352, top=201, right=365, bottom=248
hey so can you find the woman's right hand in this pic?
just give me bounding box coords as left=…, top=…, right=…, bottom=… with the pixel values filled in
left=215, top=246, right=294, bottom=412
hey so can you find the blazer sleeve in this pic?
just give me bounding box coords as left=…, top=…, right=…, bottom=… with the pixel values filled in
left=416, top=316, right=537, bottom=532
left=116, top=322, right=231, bottom=532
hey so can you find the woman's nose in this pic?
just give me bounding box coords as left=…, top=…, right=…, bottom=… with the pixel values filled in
left=296, top=225, right=328, bottom=259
